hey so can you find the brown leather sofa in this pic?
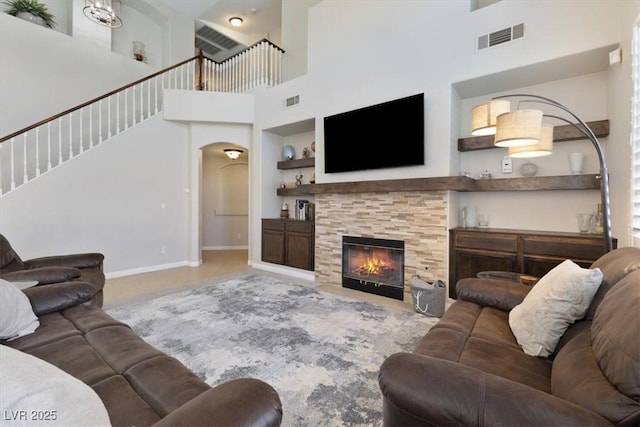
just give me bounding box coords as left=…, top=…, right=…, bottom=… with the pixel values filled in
left=379, top=247, right=640, bottom=426
left=2, top=278, right=283, bottom=426
left=0, top=233, right=105, bottom=306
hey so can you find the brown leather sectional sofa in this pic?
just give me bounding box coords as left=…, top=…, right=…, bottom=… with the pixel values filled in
left=379, top=247, right=640, bottom=426
left=0, top=234, right=105, bottom=306
left=2, top=276, right=283, bottom=426
left=1, top=234, right=283, bottom=426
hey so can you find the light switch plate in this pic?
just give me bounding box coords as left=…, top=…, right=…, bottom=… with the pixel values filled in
left=502, top=156, right=513, bottom=173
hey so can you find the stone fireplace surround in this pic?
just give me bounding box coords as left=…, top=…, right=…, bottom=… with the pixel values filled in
left=314, top=190, right=448, bottom=301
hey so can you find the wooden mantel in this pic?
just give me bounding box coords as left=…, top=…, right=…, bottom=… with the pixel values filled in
left=276, top=174, right=601, bottom=196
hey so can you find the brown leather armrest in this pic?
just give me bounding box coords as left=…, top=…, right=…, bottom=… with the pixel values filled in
left=23, top=253, right=104, bottom=270
left=455, top=278, right=531, bottom=312
left=379, top=353, right=611, bottom=427
left=1, top=267, right=81, bottom=285
left=152, top=378, right=282, bottom=427
left=23, top=282, right=95, bottom=316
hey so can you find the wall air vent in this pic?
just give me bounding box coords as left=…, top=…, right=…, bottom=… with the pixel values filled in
left=284, top=95, right=300, bottom=107
left=476, top=22, right=525, bottom=52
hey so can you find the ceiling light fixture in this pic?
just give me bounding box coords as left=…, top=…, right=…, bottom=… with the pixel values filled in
left=470, top=94, right=612, bottom=252
left=224, top=149, right=243, bottom=160
left=83, top=0, right=122, bottom=28
left=229, top=17, right=243, bottom=27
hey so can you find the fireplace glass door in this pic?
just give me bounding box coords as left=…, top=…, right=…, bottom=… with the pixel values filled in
left=342, top=236, right=404, bottom=300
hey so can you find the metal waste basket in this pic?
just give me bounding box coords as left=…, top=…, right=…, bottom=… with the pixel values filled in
left=409, top=275, right=446, bottom=317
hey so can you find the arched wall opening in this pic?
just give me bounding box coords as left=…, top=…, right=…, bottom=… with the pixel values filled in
left=187, top=123, right=252, bottom=265
left=201, top=142, right=249, bottom=250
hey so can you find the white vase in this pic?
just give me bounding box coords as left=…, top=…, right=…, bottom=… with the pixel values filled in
left=16, top=11, right=46, bottom=27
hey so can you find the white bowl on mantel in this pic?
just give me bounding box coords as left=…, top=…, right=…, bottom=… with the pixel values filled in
left=17, top=11, right=46, bottom=27
left=520, top=162, right=539, bottom=177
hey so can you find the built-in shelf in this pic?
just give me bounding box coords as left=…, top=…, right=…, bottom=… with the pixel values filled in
left=457, top=119, right=609, bottom=152
left=275, top=174, right=600, bottom=196
left=277, top=157, right=315, bottom=170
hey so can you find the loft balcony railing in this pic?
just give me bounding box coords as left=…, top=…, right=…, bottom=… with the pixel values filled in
left=0, top=39, right=284, bottom=196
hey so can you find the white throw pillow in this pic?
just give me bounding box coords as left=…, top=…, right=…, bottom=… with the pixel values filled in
left=509, top=259, right=603, bottom=357
left=0, top=345, right=111, bottom=426
left=0, top=279, right=39, bottom=340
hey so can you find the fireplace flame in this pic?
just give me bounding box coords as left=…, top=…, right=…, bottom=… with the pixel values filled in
left=358, top=256, right=391, bottom=275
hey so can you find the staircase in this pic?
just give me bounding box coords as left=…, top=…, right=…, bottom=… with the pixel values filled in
left=0, top=39, right=284, bottom=196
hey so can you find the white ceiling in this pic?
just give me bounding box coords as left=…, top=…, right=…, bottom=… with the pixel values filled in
left=153, top=0, right=282, bottom=36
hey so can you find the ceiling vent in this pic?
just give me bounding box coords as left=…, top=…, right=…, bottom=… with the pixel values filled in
left=477, top=23, right=524, bottom=52
left=195, top=37, right=222, bottom=57
left=195, top=24, right=245, bottom=61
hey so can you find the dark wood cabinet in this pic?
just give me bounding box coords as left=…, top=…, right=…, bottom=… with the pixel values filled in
left=449, top=227, right=617, bottom=299
left=262, top=219, right=314, bottom=271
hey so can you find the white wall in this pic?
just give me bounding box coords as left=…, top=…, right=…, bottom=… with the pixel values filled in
left=281, top=0, right=321, bottom=81
left=0, top=115, right=190, bottom=275
left=0, top=12, right=155, bottom=136
left=2, top=0, right=638, bottom=279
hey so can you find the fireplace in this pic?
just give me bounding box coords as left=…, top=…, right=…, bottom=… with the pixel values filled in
left=342, top=236, right=405, bottom=300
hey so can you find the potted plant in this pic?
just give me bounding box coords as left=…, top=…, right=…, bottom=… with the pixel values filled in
left=3, top=0, right=56, bottom=28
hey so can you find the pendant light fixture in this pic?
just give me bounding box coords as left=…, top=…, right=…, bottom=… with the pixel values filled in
left=83, top=0, right=122, bottom=28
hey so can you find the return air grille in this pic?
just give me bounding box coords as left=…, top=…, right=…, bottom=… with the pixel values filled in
left=477, top=22, right=525, bottom=51
left=195, top=38, right=222, bottom=56
left=196, top=26, right=239, bottom=50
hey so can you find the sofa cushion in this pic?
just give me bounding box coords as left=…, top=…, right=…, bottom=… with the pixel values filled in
left=0, top=279, right=39, bottom=340
left=509, top=259, right=602, bottom=357
left=0, top=234, right=24, bottom=273
left=0, top=345, right=110, bottom=427
left=585, top=246, right=640, bottom=320
left=415, top=300, right=552, bottom=393
left=551, top=270, right=640, bottom=425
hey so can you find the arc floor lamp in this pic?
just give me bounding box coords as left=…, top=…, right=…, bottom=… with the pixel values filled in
left=471, top=94, right=613, bottom=253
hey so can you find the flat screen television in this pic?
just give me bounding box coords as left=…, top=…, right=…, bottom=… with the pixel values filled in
left=323, top=93, right=424, bottom=173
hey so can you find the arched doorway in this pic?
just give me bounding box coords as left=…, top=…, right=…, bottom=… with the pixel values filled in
left=201, top=142, right=249, bottom=255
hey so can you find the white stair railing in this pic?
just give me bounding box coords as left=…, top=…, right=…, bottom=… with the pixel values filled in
left=0, top=39, right=284, bottom=196
left=200, top=39, right=283, bottom=93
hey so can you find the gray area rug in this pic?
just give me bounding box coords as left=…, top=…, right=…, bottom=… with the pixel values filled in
left=107, top=274, right=439, bottom=426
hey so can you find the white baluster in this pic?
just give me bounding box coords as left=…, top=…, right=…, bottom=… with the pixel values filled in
left=139, top=82, right=143, bottom=121
left=147, top=79, right=150, bottom=117
left=124, top=89, right=129, bottom=130
left=58, top=117, right=63, bottom=164
left=107, top=97, right=112, bottom=139
left=79, top=108, right=84, bottom=153
left=132, top=86, right=137, bottom=125
left=99, top=100, right=103, bottom=143
left=47, top=122, right=52, bottom=170
left=89, top=104, right=94, bottom=148
left=35, top=127, right=40, bottom=176
left=69, top=112, right=73, bottom=158
left=154, top=75, right=159, bottom=114
left=23, top=132, right=27, bottom=184
left=10, top=138, right=15, bottom=190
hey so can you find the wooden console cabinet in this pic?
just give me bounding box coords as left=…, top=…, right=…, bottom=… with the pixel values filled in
left=449, top=227, right=617, bottom=298
left=262, top=219, right=315, bottom=271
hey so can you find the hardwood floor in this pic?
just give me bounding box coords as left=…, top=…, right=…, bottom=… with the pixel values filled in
left=103, top=250, right=415, bottom=314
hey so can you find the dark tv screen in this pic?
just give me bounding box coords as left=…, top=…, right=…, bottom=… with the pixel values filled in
left=323, top=93, right=424, bottom=173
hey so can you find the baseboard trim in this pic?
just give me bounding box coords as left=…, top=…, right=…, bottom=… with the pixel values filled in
left=106, top=261, right=190, bottom=279
left=250, top=261, right=315, bottom=282
left=202, top=245, right=248, bottom=250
